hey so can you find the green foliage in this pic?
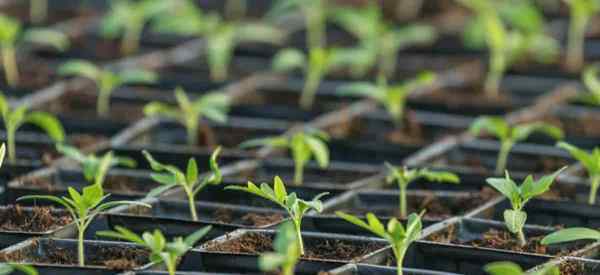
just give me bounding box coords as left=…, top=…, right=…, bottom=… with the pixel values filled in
left=101, top=0, right=172, bottom=55
left=143, top=147, right=222, bottom=222
left=0, top=14, right=69, bottom=87
left=485, top=261, right=559, bottom=275
left=152, top=1, right=285, bottom=81
left=336, top=211, right=422, bottom=275
left=0, top=92, right=64, bottom=164
left=18, top=158, right=151, bottom=267
left=332, top=3, right=437, bottom=79
left=542, top=227, right=600, bottom=246
left=0, top=263, right=37, bottom=275
left=59, top=60, right=157, bottom=117
left=337, top=71, right=435, bottom=125
left=564, top=0, right=600, bottom=71
left=226, top=176, right=328, bottom=255
left=56, top=144, right=137, bottom=185
left=579, top=64, right=600, bottom=105
left=386, top=164, right=459, bottom=218
left=459, top=0, right=559, bottom=97
left=240, top=128, right=329, bottom=185
left=144, top=87, right=230, bottom=146
left=97, top=226, right=211, bottom=275
left=486, top=167, right=566, bottom=247
left=259, top=222, right=300, bottom=275
left=0, top=143, right=5, bottom=169
left=469, top=116, right=564, bottom=174
left=268, top=0, right=327, bottom=48
left=556, top=142, right=600, bottom=204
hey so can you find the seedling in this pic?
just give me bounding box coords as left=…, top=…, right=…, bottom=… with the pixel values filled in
left=579, top=63, right=600, bottom=105
left=56, top=144, right=137, bottom=185
left=336, top=211, right=422, bottom=275
left=337, top=71, right=436, bottom=126
left=259, top=222, right=300, bottom=275
left=459, top=0, right=559, bottom=97
left=97, top=226, right=211, bottom=275
left=240, top=128, right=329, bottom=185
left=58, top=60, right=157, bottom=118
left=542, top=226, right=600, bottom=246
left=18, top=152, right=151, bottom=267
left=143, top=87, right=230, bottom=147
left=556, top=142, right=600, bottom=204
left=332, top=3, right=437, bottom=79
left=226, top=176, right=328, bottom=255
left=469, top=116, right=564, bottom=174
left=564, top=0, right=600, bottom=71
left=486, top=167, right=566, bottom=247
left=0, top=14, right=69, bottom=87
left=101, top=0, right=171, bottom=55
left=143, top=147, right=222, bottom=222
left=268, top=0, right=327, bottom=49
left=0, top=263, right=37, bottom=275
left=485, top=261, right=559, bottom=275
left=0, top=92, right=64, bottom=164
left=386, top=164, right=459, bottom=218
left=152, top=1, right=285, bottom=81
left=272, top=47, right=360, bottom=109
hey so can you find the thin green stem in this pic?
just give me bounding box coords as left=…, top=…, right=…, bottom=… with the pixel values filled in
left=293, top=160, right=304, bottom=185
left=380, top=37, right=397, bottom=80
left=300, top=69, right=322, bottom=110
left=186, top=188, right=198, bottom=221
left=293, top=219, right=304, bottom=255
left=306, top=6, right=324, bottom=49
left=393, top=246, right=406, bottom=275
left=186, top=118, right=199, bottom=147
left=2, top=46, right=18, bottom=88
left=7, top=127, right=16, bottom=164
left=78, top=224, right=85, bottom=267
left=97, top=87, right=112, bottom=118
left=30, top=0, right=47, bottom=24
left=495, top=140, right=513, bottom=175
left=282, top=264, right=294, bottom=275
left=589, top=176, right=600, bottom=205
left=121, top=22, right=142, bottom=56
left=485, top=47, right=506, bottom=98
left=517, top=229, right=526, bottom=248
left=399, top=183, right=407, bottom=219
left=566, top=15, right=587, bottom=72
left=167, top=261, right=176, bottom=275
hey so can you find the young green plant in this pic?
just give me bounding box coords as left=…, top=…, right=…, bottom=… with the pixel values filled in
left=386, top=164, right=459, bottom=218
left=0, top=14, right=69, bottom=87
left=258, top=222, right=300, bottom=275
left=564, top=0, right=600, bottom=71
left=240, top=128, right=329, bottom=185
left=56, top=144, right=137, bottom=185
left=459, top=0, right=559, bottom=97
left=469, top=116, right=564, bottom=174
left=226, top=176, right=328, bottom=255
left=337, top=71, right=435, bottom=126
left=58, top=60, right=157, bottom=118
left=0, top=92, right=64, bottom=164
left=97, top=226, right=211, bottom=275
left=101, top=0, right=171, bottom=55
left=143, top=87, right=230, bottom=147
left=336, top=211, right=422, bottom=275
left=0, top=263, right=37, bottom=275
left=556, top=142, right=600, bottom=204
left=486, top=167, right=566, bottom=247
left=332, top=3, right=437, bottom=79
left=18, top=152, right=150, bottom=267
left=542, top=226, right=600, bottom=246
left=152, top=1, right=285, bottom=81
left=142, top=147, right=222, bottom=222
left=579, top=63, right=600, bottom=105
left=268, top=0, right=327, bottom=49
left=485, top=261, right=559, bottom=275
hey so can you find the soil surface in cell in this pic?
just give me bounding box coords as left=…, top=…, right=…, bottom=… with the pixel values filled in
left=0, top=205, right=71, bottom=232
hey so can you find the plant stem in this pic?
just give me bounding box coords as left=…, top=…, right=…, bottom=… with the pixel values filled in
left=167, top=262, right=176, bottom=275
left=566, top=15, right=587, bottom=72
left=186, top=118, right=199, bottom=147
left=97, top=87, right=112, bottom=118
left=6, top=127, right=15, bottom=164
left=305, top=6, right=324, bottom=49
left=517, top=229, right=526, bottom=248
left=399, top=184, right=407, bottom=219
left=393, top=246, right=406, bottom=275
left=78, top=226, right=85, bottom=267
left=30, top=0, right=47, bottom=24
left=589, top=176, right=600, bottom=205
left=2, top=46, right=18, bottom=88
left=293, top=160, right=304, bottom=185
left=495, top=140, right=513, bottom=175
left=380, top=36, right=397, bottom=80
left=282, top=264, right=294, bottom=275
left=225, top=0, right=246, bottom=20
left=121, top=23, right=142, bottom=56
left=485, top=47, right=505, bottom=98
left=186, top=188, right=198, bottom=221
left=293, top=219, right=304, bottom=255
left=300, top=69, right=322, bottom=110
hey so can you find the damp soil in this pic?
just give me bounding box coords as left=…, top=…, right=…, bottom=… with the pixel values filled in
left=0, top=59, right=55, bottom=93
left=204, top=232, right=385, bottom=261
left=26, top=175, right=153, bottom=195
left=540, top=113, right=600, bottom=139
left=413, top=87, right=514, bottom=111
left=212, top=208, right=284, bottom=227
left=234, top=166, right=377, bottom=187
left=558, top=260, right=586, bottom=275
left=0, top=205, right=71, bottom=232
left=433, top=151, right=571, bottom=174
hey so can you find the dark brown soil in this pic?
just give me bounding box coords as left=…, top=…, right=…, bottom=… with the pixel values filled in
left=417, top=87, right=513, bottom=110
left=26, top=175, right=152, bottom=195
left=0, top=205, right=71, bottom=232
left=434, top=152, right=571, bottom=174
left=213, top=208, right=284, bottom=227
left=559, top=260, right=586, bottom=275
left=0, top=59, right=54, bottom=92
left=542, top=113, right=600, bottom=139
left=204, top=232, right=385, bottom=261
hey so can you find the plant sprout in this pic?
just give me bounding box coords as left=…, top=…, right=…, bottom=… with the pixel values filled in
left=336, top=211, right=422, bottom=275
left=259, top=222, right=300, bottom=275
left=386, top=164, right=460, bottom=218
left=101, top=0, right=171, bottom=55
left=579, top=63, right=600, bottom=105
left=0, top=263, right=37, bottom=275
left=226, top=176, right=328, bottom=255
left=143, top=87, right=230, bottom=147
left=564, top=0, right=600, bottom=71
left=459, top=0, right=559, bottom=97
left=542, top=226, right=600, bottom=246
left=556, top=142, right=600, bottom=204
left=268, top=0, right=327, bottom=49
left=152, top=1, right=285, bottom=81
left=56, top=144, right=137, bottom=185
left=143, top=147, right=222, bottom=222
left=58, top=60, right=157, bottom=118
left=0, top=14, right=69, bottom=87
left=485, top=261, right=559, bottom=275
left=469, top=116, right=564, bottom=174
left=18, top=152, right=151, bottom=267
left=240, top=128, right=329, bottom=185
left=332, top=3, right=437, bottom=79
left=97, top=226, right=211, bottom=275
left=337, top=71, right=436, bottom=126
left=272, top=47, right=359, bottom=109
left=0, top=92, right=64, bottom=164
left=486, top=167, right=565, bottom=247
